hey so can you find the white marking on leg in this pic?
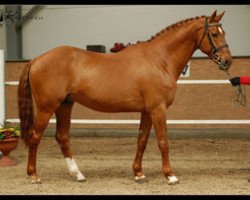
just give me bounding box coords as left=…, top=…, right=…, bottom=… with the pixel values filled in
left=167, top=175, right=179, bottom=185
left=65, top=157, right=86, bottom=182
left=135, top=174, right=146, bottom=181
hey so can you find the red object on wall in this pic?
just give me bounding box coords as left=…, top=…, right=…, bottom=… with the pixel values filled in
left=110, top=43, right=126, bottom=52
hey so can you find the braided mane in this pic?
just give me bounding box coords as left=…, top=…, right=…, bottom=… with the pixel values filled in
left=146, top=15, right=206, bottom=42
left=125, top=15, right=206, bottom=47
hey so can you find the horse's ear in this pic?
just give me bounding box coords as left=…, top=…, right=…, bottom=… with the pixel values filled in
left=214, top=11, right=225, bottom=22
left=209, top=10, right=217, bottom=23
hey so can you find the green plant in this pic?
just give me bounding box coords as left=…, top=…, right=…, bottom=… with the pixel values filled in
left=0, top=122, right=21, bottom=140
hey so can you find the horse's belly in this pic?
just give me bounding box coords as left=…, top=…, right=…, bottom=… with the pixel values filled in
left=72, top=92, right=145, bottom=113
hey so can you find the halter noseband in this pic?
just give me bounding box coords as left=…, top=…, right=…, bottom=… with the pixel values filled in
left=198, top=17, right=229, bottom=69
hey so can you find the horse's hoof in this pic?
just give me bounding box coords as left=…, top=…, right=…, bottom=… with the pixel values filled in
left=77, top=177, right=87, bottom=182
left=134, top=175, right=147, bottom=183
left=69, top=171, right=86, bottom=182
left=167, top=175, right=179, bottom=185
left=31, top=176, right=42, bottom=184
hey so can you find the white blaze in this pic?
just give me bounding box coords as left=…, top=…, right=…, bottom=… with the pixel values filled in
left=218, top=27, right=223, bottom=35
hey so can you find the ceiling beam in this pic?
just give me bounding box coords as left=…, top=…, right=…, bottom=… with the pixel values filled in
left=16, top=5, right=41, bottom=30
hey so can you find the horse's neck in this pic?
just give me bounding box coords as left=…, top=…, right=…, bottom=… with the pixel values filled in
left=149, top=22, right=200, bottom=80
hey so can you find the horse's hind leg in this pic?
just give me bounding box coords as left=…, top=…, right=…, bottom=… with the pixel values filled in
left=27, top=109, right=53, bottom=184
left=132, top=112, right=152, bottom=183
left=55, top=103, right=86, bottom=182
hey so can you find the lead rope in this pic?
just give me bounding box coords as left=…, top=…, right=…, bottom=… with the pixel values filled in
left=224, top=71, right=247, bottom=106
left=235, top=85, right=247, bottom=106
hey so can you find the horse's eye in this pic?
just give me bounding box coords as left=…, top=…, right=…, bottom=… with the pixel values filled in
left=212, top=33, right=218, bottom=37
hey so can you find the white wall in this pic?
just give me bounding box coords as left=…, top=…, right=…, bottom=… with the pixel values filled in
left=20, top=5, right=250, bottom=59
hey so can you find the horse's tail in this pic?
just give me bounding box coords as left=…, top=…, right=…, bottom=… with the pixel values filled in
left=18, top=61, right=34, bottom=146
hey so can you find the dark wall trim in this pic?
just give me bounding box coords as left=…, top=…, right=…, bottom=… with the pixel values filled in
left=6, top=59, right=30, bottom=62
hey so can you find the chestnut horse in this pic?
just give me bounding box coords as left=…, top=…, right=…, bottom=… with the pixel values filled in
left=18, top=10, right=232, bottom=185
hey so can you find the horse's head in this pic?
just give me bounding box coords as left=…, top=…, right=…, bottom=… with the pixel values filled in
left=197, top=10, right=232, bottom=71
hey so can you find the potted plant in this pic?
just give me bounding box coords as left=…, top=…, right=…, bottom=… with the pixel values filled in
left=0, top=122, right=21, bottom=167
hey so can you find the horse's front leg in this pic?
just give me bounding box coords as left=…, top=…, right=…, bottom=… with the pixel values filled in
left=132, top=112, right=152, bottom=183
left=149, top=104, right=179, bottom=185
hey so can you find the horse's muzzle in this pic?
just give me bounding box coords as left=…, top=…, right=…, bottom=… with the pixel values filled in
left=212, top=55, right=231, bottom=71
left=218, top=58, right=231, bottom=71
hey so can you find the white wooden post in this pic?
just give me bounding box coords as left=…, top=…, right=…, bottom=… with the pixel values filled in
left=0, top=50, right=5, bottom=128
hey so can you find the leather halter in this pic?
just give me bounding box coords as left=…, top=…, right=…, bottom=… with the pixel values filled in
left=198, top=17, right=229, bottom=63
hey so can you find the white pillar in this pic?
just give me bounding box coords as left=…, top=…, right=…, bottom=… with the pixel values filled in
left=0, top=50, right=5, bottom=128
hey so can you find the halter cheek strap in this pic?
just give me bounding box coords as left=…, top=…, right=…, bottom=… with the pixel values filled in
left=198, top=17, right=228, bottom=59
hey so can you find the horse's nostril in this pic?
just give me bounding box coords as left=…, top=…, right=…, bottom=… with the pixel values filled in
left=224, top=60, right=231, bottom=66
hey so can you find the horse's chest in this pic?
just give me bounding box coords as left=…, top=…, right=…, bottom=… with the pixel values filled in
left=141, top=77, right=177, bottom=110
left=166, top=87, right=176, bottom=107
